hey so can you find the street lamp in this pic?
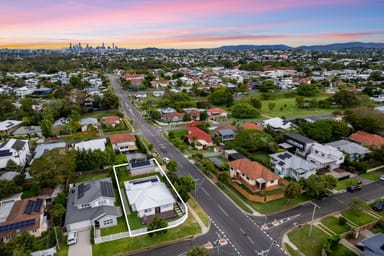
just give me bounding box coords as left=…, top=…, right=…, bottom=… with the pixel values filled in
left=194, top=177, right=206, bottom=200
left=309, top=202, right=320, bottom=237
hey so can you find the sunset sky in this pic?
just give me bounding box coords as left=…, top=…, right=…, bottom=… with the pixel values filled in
left=1, top=0, right=383, bottom=49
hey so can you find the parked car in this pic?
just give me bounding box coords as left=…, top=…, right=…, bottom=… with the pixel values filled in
left=379, top=175, right=384, bottom=181
left=372, top=201, right=384, bottom=211
left=317, top=192, right=331, bottom=200
left=163, top=157, right=170, bottom=164
left=67, top=231, right=77, bottom=245
left=346, top=184, right=361, bottom=192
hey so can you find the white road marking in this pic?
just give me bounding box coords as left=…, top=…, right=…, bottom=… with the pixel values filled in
left=217, top=204, right=229, bottom=217
left=240, top=228, right=245, bottom=234
left=201, top=187, right=209, bottom=196
left=247, top=236, right=255, bottom=244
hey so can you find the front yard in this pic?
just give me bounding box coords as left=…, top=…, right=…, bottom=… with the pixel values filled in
left=288, top=225, right=329, bottom=256
left=320, top=216, right=351, bottom=234
left=341, top=209, right=377, bottom=226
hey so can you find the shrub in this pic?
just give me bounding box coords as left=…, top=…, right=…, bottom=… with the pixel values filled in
left=338, top=216, right=347, bottom=226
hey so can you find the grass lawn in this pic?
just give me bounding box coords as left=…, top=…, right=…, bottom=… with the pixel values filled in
left=341, top=209, right=377, bottom=226
left=284, top=243, right=300, bottom=256
left=335, top=178, right=360, bottom=191
left=219, top=184, right=253, bottom=214
left=246, top=152, right=271, bottom=167
left=172, top=129, right=188, bottom=138
left=360, top=168, right=384, bottom=181
left=332, top=243, right=357, bottom=256
left=101, top=217, right=128, bottom=236
left=93, top=213, right=201, bottom=256
left=71, top=171, right=111, bottom=183
left=248, top=194, right=311, bottom=214
left=320, top=216, right=351, bottom=234
left=188, top=197, right=210, bottom=227
left=114, top=154, right=128, bottom=164
left=288, top=224, right=329, bottom=256
left=127, top=211, right=146, bottom=230
left=82, top=110, right=120, bottom=119
left=258, top=95, right=335, bottom=118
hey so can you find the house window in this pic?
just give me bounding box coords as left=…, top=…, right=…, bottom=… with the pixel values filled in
left=103, top=219, right=113, bottom=226
left=144, top=209, right=151, bottom=213
left=81, top=203, right=90, bottom=208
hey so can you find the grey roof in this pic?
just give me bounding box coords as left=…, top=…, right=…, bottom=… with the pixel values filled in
left=285, top=133, right=316, bottom=144
left=270, top=152, right=318, bottom=171
left=209, top=157, right=224, bottom=168
left=326, top=139, right=371, bottom=155
left=74, top=177, right=115, bottom=206
left=218, top=129, right=235, bottom=136
left=65, top=177, right=117, bottom=226
left=12, top=126, right=42, bottom=137
left=34, top=142, right=66, bottom=159
left=303, top=114, right=334, bottom=122
left=356, top=233, right=384, bottom=256
left=79, top=117, right=98, bottom=126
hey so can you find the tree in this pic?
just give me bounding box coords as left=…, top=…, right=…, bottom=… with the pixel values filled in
left=344, top=107, right=384, bottom=133
left=6, top=231, right=35, bottom=256
left=295, top=96, right=305, bottom=108
left=208, top=87, right=233, bottom=107
left=297, top=84, right=319, bottom=97
left=101, top=90, right=119, bottom=110
left=0, top=180, right=20, bottom=200
left=217, top=172, right=229, bottom=183
left=331, top=90, right=361, bottom=108
left=349, top=197, right=367, bottom=216
left=187, top=246, right=210, bottom=256
left=259, top=80, right=275, bottom=92
left=231, top=103, right=259, bottom=119
left=166, top=160, right=178, bottom=173
left=284, top=181, right=302, bottom=201
left=300, top=174, right=337, bottom=199
left=268, top=102, right=276, bottom=112
left=30, top=148, right=76, bottom=186
left=51, top=203, right=66, bottom=226
left=233, top=129, right=274, bottom=153
left=199, top=111, right=208, bottom=121
left=369, top=70, right=383, bottom=81
left=147, top=215, right=167, bottom=237
left=249, top=97, right=262, bottom=109
left=5, top=159, right=22, bottom=172
left=150, top=109, right=161, bottom=121
left=297, top=119, right=351, bottom=143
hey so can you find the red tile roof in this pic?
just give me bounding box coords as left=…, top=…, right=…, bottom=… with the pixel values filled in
left=228, top=158, right=279, bottom=182
left=110, top=134, right=136, bottom=144
left=187, top=127, right=212, bottom=143
left=208, top=108, right=227, bottom=114
left=240, top=123, right=264, bottom=131
left=102, top=116, right=121, bottom=126
left=348, top=131, right=384, bottom=149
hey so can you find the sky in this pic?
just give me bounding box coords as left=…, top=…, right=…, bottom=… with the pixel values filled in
left=0, top=0, right=383, bottom=49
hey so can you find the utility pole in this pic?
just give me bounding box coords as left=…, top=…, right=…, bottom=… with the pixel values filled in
left=194, top=177, right=206, bottom=200
left=309, top=202, right=320, bottom=237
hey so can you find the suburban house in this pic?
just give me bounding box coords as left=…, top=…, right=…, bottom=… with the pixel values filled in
left=207, top=108, right=228, bottom=120
left=125, top=176, right=176, bottom=224
left=52, top=117, right=68, bottom=129
left=109, top=133, right=137, bottom=153
left=101, top=116, right=121, bottom=128
left=161, top=112, right=185, bottom=123
left=306, top=143, right=344, bottom=170
left=356, top=233, right=384, bottom=256
left=74, top=138, right=107, bottom=152
left=79, top=117, right=98, bottom=132
left=326, top=139, right=371, bottom=160
left=187, top=127, right=213, bottom=149
left=0, top=120, right=23, bottom=135
left=239, top=122, right=264, bottom=131
left=65, top=178, right=119, bottom=232
left=0, top=197, right=47, bottom=242
left=12, top=126, right=42, bottom=137
left=135, top=91, right=147, bottom=100
left=224, top=149, right=247, bottom=161
left=228, top=158, right=280, bottom=192
left=348, top=131, right=384, bottom=150
left=262, top=117, right=294, bottom=132
left=270, top=152, right=318, bottom=180
left=0, top=139, right=30, bottom=169
left=128, top=159, right=157, bottom=176
left=215, top=129, right=235, bottom=142
left=282, top=133, right=316, bottom=157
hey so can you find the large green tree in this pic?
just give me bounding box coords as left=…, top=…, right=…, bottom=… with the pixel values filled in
left=331, top=90, right=361, bottom=108
left=297, top=84, right=319, bottom=97
left=298, top=119, right=351, bottom=143
left=231, top=103, right=259, bottom=119
left=233, top=129, right=275, bottom=152
left=187, top=246, right=210, bottom=256
left=30, top=148, right=76, bottom=186
left=208, top=87, right=233, bottom=107
left=344, top=107, right=384, bottom=133
left=300, top=174, right=337, bottom=199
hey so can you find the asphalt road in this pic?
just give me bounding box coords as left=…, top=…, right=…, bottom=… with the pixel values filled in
left=109, top=75, right=286, bottom=256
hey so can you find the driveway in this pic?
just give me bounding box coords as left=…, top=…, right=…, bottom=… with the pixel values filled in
left=68, top=229, right=92, bottom=256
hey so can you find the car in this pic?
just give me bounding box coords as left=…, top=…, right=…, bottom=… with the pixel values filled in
left=346, top=184, right=361, bottom=192
left=163, top=157, right=170, bottom=164
left=317, top=192, right=331, bottom=200
left=380, top=175, right=384, bottom=181
left=67, top=231, right=77, bottom=245
left=372, top=201, right=384, bottom=211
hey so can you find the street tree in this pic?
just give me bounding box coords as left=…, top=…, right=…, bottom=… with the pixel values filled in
left=349, top=197, right=367, bottom=217
left=51, top=204, right=66, bottom=226
left=187, top=246, right=210, bottom=256
left=147, top=215, right=167, bottom=237
left=300, top=174, right=337, bottom=199
left=284, top=181, right=302, bottom=201
left=166, top=160, right=178, bottom=173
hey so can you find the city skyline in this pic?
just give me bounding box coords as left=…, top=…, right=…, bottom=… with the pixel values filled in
left=1, top=0, right=383, bottom=49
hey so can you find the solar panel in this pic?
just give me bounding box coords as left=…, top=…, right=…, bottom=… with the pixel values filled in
left=278, top=161, right=285, bottom=166
left=33, top=199, right=43, bottom=212
left=131, top=160, right=151, bottom=168
left=24, top=200, right=34, bottom=215
left=0, top=150, right=12, bottom=157
left=100, top=181, right=114, bottom=198
left=0, top=219, right=35, bottom=233
left=78, top=183, right=84, bottom=199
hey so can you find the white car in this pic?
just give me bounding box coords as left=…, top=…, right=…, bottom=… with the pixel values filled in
left=163, top=157, right=170, bottom=164
left=380, top=175, right=384, bottom=181
left=67, top=231, right=77, bottom=245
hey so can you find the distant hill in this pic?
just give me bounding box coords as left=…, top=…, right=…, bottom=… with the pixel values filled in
left=217, top=42, right=384, bottom=51
left=216, top=44, right=292, bottom=50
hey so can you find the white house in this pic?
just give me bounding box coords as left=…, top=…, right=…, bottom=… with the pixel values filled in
left=306, top=143, right=344, bottom=170
left=74, top=138, right=107, bottom=152
left=326, top=140, right=371, bottom=160
left=109, top=134, right=137, bottom=153
left=79, top=117, right=98, bottom=132
left=65, top=178, right=118, bottom=232
left=270, top=152, right=318, bottom=181
left=263, top=117, right=294, bottom=131
left=0, top=120, right=23, bottom=135
left=125, top=176, right=176, bottom=224
left=0, top=139, right=30, bottom=169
